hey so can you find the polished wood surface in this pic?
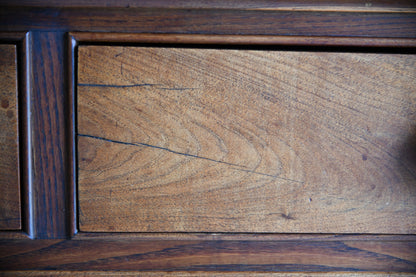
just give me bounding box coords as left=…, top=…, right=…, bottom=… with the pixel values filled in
left=78, top=46, right=416, bottom=233
left=70, top=33, right=416, bottom=48
left=1, top=8, right=415, bottom=39
left=0, top=44, right=20, bottom=230
left=30, top=32, right=70, bottom=238
left=2, top=273, right=416, bottom=277
left=1, top=239, right=415, bottom=272
left=0, top=1, right=416, bottom=274
left=2, top=0, right=416, bottom=12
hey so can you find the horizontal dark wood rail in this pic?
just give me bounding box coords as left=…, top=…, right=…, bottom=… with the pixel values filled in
left=71, top=32, right=416, bottom=48
left=0, top=8, right=415, bottom=39
left=1, top=239, right=415, bottom=272
left=2, top=0, right=416, bottom=12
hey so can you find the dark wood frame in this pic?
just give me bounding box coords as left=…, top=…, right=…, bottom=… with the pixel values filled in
left=0, top=2, right=415, bottom=273
left=0, top=32, right=31, bottom=240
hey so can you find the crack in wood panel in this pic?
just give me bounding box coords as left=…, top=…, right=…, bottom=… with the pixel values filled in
left=77, top=46, right=416, bottom=233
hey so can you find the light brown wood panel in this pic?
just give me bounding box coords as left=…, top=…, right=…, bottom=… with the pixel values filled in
left=77, top=46, right=416, bottom=233
left=0, top=44, right=20, bottom=230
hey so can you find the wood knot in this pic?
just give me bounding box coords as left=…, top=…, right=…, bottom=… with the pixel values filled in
left=1, top=99, right=9, bottom=109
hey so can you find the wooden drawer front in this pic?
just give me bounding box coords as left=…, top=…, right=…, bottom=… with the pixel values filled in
left=77, top=46, right=416, bottom=233
left=0, top=44, right=20, bottom=230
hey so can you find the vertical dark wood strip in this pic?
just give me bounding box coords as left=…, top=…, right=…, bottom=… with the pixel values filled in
left=30, top=31, right=68, bottom=239
left=20, top=32, right=34, bottom=238
left=68, top=34, right=77, bottom=236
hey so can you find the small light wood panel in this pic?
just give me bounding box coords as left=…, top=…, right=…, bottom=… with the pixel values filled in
left=77, top=46, right=416, bottom=233
left=0, top=44, right=20, bottom=230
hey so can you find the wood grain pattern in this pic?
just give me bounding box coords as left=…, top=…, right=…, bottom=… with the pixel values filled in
left=0, top=2, right=415, bottom=274
left=1, top=8, right=416, bottom=39
left=70, top=33, right=416, bottom=48
left=30, top=32, right=69, bottom=238
left=2, top=272, right=416, bottom=277
left=2, top=0, right=416, bottom=12
left=78, top=46, right=416, bottom=233
left=73, top=233, right=416, bottom=241
left=0, top=239, right=415, bottom=272
left=0, top=44, right=20, bottom=230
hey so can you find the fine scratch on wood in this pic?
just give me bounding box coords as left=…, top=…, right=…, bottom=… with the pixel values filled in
left=78, top=83, right=160, bottom=88
left=280, top=213, right=296, bottom=220
left=78, top=83, right=198, bottom=91
left=78, top=133, right=304, bottom=184
left=158, top=87, right=198, bottom=91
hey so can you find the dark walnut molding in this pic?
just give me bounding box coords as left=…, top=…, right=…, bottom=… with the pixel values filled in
left=0, top=1, right=415, bottom=274
left=1, top=0, right=416, bottom=11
